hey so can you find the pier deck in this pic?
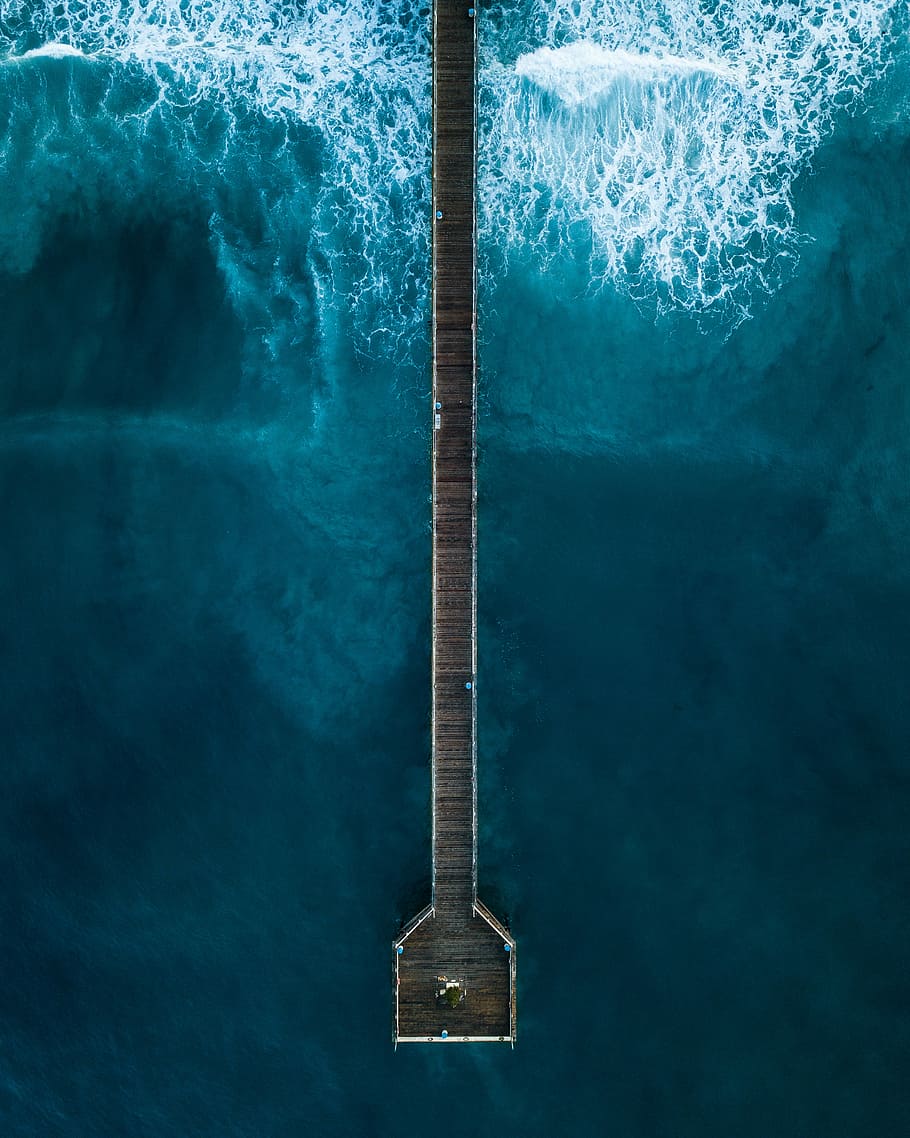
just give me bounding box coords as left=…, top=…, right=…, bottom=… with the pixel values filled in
left=394, top=2, right=516, bottom=1045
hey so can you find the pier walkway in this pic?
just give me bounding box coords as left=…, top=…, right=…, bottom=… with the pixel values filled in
left=393, top=2, right=516, bottom=1045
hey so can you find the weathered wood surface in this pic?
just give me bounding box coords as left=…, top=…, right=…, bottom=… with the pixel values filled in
left=394, top=0, right=515, bottom=1046
left=396, top=910, right=513, bottom=1041
left=432, top=0, right=478, bottom=922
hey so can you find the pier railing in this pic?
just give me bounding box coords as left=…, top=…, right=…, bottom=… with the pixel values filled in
left=394, top=0, right=515, bottom=1047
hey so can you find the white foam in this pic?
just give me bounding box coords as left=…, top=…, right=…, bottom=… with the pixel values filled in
left=515, top=42, right=738, bottom=106
left=19, top=42, right=86, bottom=60
left=481, top=0, right=901, bottom=320
left=0, top=0, right=432, bottom=350
left=0, top=0, right=902, bottom=332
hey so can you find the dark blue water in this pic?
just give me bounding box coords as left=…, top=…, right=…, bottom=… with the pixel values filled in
left=1, top=2, right=908, bottom=1135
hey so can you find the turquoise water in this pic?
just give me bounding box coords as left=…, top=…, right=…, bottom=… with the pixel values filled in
left=1, top=1, right=908, bottom=1133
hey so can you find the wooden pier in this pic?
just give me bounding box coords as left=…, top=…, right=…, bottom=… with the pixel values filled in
left=393, top=2, right=516, bottom=1045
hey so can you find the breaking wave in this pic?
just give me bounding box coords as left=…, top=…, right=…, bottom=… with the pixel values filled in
left=0, top=0, right=903, bottom=336
left=480, top=0, right=901, bottom=320
left=16, top=42, right=86, bottom=60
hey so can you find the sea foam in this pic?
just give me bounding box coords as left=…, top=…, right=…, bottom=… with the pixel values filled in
left=481, top=0, right=901, bottom=320
left=0, top=0, right=902, bottom=332
left=0, top=0, right=432, bottom=356
left=18, top=42, right=86, bottom=60
left=515, top=42, right=738, bottom=106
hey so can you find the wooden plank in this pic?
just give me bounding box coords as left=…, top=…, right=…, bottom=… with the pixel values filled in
left=395, top=0, right=515, bottom=1047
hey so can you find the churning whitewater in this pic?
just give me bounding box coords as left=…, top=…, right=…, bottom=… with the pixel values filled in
left=0, top=0, right=901, bottom=327
left=481, top=0, right=901, bottom=317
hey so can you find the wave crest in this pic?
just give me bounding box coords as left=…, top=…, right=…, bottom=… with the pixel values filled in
left=0, top=0, right=903, bottom=335
left=515, top=42, right=738, bottom=106
left=480, top=0, right=900, bottom=321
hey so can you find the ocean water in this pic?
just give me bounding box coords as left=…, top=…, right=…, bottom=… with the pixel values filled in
left=1, top=0, right=908, bottom=1134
